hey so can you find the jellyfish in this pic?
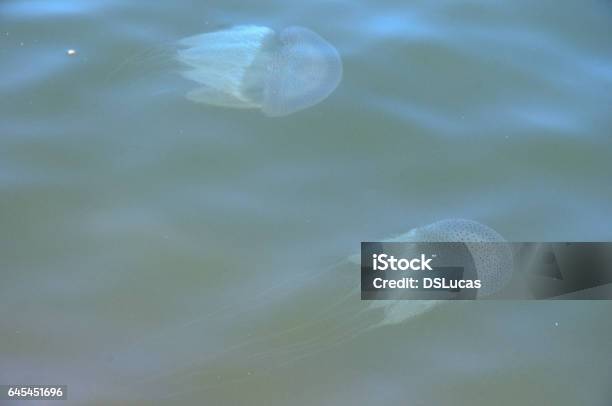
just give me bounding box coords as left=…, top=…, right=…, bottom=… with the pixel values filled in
left=364, top=219, right=514, bottom=328
left=103, top=219, right=513, bottom=402
left=175, top=25, right=343, bottom=116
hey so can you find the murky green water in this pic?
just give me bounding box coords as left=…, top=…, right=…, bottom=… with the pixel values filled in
left=1, top=0, right=612, bottom=405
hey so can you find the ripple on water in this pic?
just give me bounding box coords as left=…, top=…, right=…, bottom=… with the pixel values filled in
left=0, top=0, right=106, bottom=18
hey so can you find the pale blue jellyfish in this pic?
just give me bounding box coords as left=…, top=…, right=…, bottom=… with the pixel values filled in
left=176, top=25, right=343, bottom=116
left=366, top=218, right=514, bottom=327
left=118, top=219, right=513, bottom=400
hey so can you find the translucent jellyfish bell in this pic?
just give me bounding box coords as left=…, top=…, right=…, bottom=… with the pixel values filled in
left=176, top=25, right=343, bottom=116
left=368, top=219, right=514, bottom=328
left=384, top=219, right=514, bottom=296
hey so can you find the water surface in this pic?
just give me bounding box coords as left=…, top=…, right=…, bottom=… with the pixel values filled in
left=1, top=0, right=611, bottom=404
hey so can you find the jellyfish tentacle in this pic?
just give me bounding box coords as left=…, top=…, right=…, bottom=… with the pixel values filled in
left=122, top=256, right=350, bottom=357
left=155, top=307, right=375, bottom=402
left=185, top=86, right=258, bottom=108
left=135, top=277, right=360, bottom=389
left=119, top=258, right=355, bottom=391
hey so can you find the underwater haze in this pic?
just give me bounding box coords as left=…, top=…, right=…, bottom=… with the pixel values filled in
left=1, top=0, right=612, bottom=405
